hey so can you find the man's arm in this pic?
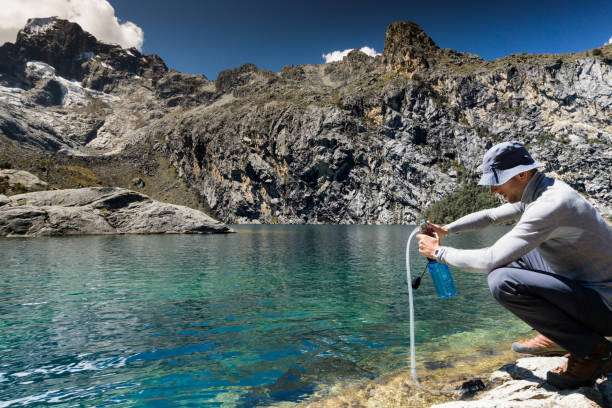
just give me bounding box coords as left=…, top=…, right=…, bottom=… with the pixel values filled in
left=419, top=202, right=523, bottom=259
left=444, top=202, right=522, bottom=234
left=436, top=205, right=558, bottom=273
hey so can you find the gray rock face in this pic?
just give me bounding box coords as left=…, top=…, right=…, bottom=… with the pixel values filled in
left=152, top=23, right=612, bottom=223
left=432, top=357, right=610, bottom=408
left=1, top=19, right=611, bottom=223
left=158, top=101, right=449, bottom=224
left=0, top=187, right=232, bottom=236
left=0, top=169, right=48, bottom=193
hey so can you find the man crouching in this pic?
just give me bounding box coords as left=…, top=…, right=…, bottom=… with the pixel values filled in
left=417, top=141, right=612, bottom=389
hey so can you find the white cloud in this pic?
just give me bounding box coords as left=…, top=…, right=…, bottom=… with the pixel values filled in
left=607, top=36, right=612, bottom=46
left=0, top=0, right=144, bottom=50
left=322, top=46, right=381, bottom=63
left=359, top=46, right=380, bottom=58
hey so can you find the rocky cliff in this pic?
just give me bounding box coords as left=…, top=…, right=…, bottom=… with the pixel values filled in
left=1, top=18, right=610, bottom=223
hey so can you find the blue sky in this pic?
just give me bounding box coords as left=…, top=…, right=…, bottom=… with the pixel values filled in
left=106, top=0, right=612, bottom=79
left=4, top=1, right=612, bottom=80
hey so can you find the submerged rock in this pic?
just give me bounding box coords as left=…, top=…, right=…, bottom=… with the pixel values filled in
left=0, top=187, right=232, bottom=237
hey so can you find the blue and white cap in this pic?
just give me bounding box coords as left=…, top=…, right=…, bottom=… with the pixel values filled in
left=478, top=141, right=544, bottom=186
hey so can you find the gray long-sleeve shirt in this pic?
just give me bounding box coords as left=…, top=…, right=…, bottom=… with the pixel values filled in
left=436, top=171, right=612, bottom=309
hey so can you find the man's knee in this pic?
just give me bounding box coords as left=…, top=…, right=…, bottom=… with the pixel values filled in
left=487, top=269, right=504, bottom=301
left=488, top=268, right=521, bottom=303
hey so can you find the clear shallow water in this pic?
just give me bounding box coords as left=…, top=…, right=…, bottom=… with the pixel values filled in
left=0, top=225, right=528, bottom=407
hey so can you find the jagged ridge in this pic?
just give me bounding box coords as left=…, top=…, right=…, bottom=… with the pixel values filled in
left=0, top=18, right=610, bottom=223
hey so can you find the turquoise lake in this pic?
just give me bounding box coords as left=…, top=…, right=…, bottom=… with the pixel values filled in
left=0, top=225, right=528, bottom=407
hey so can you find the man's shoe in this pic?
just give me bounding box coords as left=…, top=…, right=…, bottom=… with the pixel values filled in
left=511, top=334, right=566, bottom=356
left=546, top=342, right=612, bottom=389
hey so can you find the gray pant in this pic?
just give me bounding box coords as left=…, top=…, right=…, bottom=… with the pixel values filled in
left=487, top=250, right=612, bottom=357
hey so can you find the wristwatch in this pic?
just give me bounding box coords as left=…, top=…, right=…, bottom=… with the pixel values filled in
left=434, top=248, right=442, bottom=259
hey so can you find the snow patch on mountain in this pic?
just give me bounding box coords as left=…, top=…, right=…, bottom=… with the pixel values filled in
left=22, top=17, right=59, bottom=37
left=26, top=60, right=56, bottom=79
left=77, top=51, right=95, bottom=61
left=0, top=86, right=25, bottom=107
left=25, top=61, right=120, bottom=106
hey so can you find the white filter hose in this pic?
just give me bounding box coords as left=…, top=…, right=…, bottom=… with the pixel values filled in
left=405, top=226, right=463, bottom=394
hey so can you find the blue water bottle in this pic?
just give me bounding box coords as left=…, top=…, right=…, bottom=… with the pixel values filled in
left=427, top=259, right=457, bottom=298
left=420, top=220, right=457, bottom=298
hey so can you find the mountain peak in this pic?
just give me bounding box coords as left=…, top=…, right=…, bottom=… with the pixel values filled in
left=17, top=17, right=98, bottom=51
left=14, top=17, right=99, bottom=81
left=382, top=21, right=440, bottom=73
left=22, top=17, right=62, bottom=37
left=2, top=17, right=167, bottom=90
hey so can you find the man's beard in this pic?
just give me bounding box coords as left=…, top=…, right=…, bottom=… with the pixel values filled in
left=494, top=193, right=507, bottom=204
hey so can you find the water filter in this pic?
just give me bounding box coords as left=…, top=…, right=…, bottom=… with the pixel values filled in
left=427, top=259, right=457, bottom=298
left=419, top=219, right=457, bottom=298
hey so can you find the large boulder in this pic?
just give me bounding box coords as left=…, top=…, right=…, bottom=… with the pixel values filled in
left=0, top=187, right=232, bottom=236
left=0, top=169, right=48, bottom=194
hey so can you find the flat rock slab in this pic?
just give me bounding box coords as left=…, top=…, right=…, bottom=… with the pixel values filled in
left=432, top=357, right=610, bottom=408
left=0, top=169, right=48, bottom=192
left=0, top=187, right=232, bottom=236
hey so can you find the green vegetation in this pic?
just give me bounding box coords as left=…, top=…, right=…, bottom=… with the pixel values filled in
left=422, top=183, right=500, bottom=225
left=435, top=43, right=612, bottom=77
left=429, top=86, right=448, bottom=106
left=0, top=176, right=9, bottom=194
left=435, top=160, right=470, bottom=184
left=75, top=98, right=110, bottom=119
left=476, top=126, right=505, bottom=144
left=497, top=99, right=523, bottom=116
left=376, top=71, right=412, bottom=88
left=59, top=165, right=102, bottom=186
left=532, top=132, right=555, bottom=145
left=530, top=132, right=569, bottom=147
left=586, top=136, right=612, bottom=147
left=331, top=90, right=342, bottom=108
left=0, top=176, right=28, bottom=195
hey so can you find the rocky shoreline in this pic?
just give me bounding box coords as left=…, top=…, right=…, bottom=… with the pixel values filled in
left=433, top=356, right=611, bottom=408
left=279, top=342, right=611, bottom=408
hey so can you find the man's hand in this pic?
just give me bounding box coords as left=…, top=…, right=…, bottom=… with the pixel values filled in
left=427, top=222, right=450, bottom=239
left=416, top=232, right=442, bottom=259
